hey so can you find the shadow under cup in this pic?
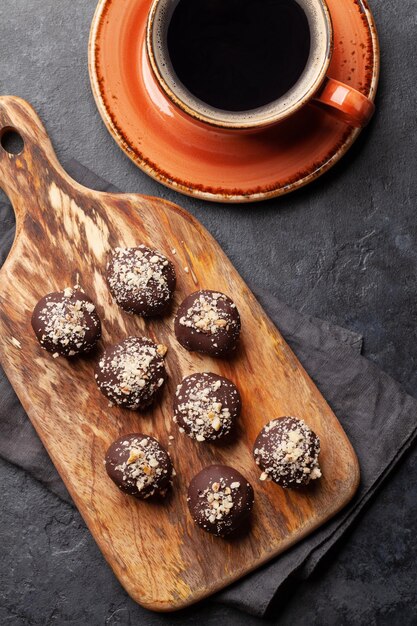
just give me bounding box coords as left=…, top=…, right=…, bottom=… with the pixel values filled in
left=146, top=0, right=332, bottom=130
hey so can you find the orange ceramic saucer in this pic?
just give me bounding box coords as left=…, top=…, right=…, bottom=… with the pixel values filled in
left=88, top=0, right=379, bottom=203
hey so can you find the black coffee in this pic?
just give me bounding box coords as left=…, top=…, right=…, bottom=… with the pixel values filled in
left=167, top=0, right=311, bottom=112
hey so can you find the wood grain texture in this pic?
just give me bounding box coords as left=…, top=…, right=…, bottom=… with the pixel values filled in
left=0, top=96, right=359, bottom=611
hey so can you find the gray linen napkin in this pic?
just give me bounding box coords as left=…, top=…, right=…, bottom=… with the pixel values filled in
left=1, top=160, right=416, bottom=617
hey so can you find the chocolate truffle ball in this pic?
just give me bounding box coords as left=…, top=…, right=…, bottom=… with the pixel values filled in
left=105, top=433, right=173, bottom=499
left=95, top=337, right=167, bottom=410
left=31, top=287, right=101, bottom=358
left=253, top=417, right=321, bottom=488
left=106, top=245, right=176, bottom=316
left=174, top=290, right=241, bottom=357
left=187, top=465, right=254, bottom=536
left=173, top=372, right=241, bottom=442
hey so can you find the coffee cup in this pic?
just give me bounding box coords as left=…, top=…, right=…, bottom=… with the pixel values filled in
left=146, top=0, right=374, bottom=131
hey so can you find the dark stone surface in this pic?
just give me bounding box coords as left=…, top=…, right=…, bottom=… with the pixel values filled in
left=0, top=0, right=416, bottom=624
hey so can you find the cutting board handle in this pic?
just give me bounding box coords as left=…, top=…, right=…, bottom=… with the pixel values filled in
left=0, top=96, right=68, bottom=225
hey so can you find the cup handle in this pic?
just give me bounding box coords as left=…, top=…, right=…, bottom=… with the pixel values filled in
left=311, top=77, right=375, bottom=128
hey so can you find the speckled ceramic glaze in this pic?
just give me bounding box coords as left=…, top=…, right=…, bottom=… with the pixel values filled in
left=146, top=0, right=333, bottom=130
left=88, top=0, right=379, bottom=202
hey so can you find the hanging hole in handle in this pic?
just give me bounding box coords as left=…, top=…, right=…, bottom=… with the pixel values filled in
left=0, top=127, right=24, bottom=155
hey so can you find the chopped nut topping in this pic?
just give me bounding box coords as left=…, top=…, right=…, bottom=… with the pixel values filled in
left=196, top=474, right=247, bottom=527
left=179, top=292, right=238, bottom=336
left=212, top=417, right=221, bottom=431
left=107, top=245, right=173, bottom=313
left=34, top=287, right=101, bottom=358
left=127, top=450, right=142, bottom=464
left=114, top=435, right=172, bottom=497
left=174, top=373, right=240, bottom=442
left=310, top=467, right=322, bottom=480
left=96, top=337, right=166, bottom=410
left=254, top=417, right=321, bottom=487
left=215, top=319, right=227, bottom=327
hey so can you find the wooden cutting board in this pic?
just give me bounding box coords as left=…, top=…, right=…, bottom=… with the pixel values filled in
left=0, top=97, right=359, bottom=611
